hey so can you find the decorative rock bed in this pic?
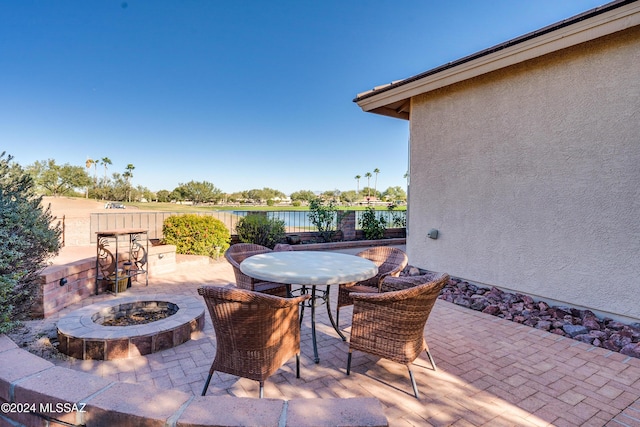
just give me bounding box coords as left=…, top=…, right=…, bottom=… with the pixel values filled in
left=429, top=273, right=640, bottom=358
left=56, top=295, right=205, bottom=360
left=400, top=266, right=640, bottom=358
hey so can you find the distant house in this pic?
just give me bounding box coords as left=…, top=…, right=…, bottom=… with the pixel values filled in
left=354, top=0, right=640, bottom=322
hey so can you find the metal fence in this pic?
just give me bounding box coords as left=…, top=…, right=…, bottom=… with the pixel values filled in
left=355, top=210, right=407, bottom=229
left=90, top=211, right=242, bottom=243
left=89, top=210, right=407, bottom=243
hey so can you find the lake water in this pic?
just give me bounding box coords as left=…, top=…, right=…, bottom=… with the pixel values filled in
left=231, top=210, right=405, bottom=229
left=232, top=211, right=315, bottom=228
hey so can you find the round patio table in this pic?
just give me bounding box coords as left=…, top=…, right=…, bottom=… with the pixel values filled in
left=240, top=251, right=378, bottom=363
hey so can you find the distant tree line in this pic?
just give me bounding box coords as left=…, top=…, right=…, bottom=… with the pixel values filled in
left=19, top=157, right=406, bottom=205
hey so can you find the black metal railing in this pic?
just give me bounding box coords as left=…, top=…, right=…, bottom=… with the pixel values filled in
left=90, top=210, right=407, bottom=243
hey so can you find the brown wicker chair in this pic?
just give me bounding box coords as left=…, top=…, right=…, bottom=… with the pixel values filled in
left=335, top=247, right=409, bottom=327
left=346, top=272, right=449, bottom=398
left=273, top=243, right=294, bottom=251
left=224, top=243, right=288, bottom=297
left=198, top=285, right=310, bottom=398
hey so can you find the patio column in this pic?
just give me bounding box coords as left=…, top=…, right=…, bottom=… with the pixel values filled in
left=339, top=211, right=356, bottom=241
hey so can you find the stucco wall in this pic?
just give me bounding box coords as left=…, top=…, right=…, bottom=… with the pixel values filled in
left=407, top=26, right=640, bottom=321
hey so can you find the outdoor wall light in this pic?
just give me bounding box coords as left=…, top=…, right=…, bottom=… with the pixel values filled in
left=427, top=229, right=439, bottom=240
left=59, top=278, right=68, bottom=287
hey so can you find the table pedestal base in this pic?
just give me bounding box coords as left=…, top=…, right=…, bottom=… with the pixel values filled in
left=292, top=285, right=345, bottom=364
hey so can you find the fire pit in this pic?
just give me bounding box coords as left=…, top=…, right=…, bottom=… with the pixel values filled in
left=93, top=300, right=178, bottom=326
left=57, top=295, right=205, bottom=360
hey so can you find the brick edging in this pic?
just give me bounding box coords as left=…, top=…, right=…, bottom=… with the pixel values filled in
left=0, top=335, right=388, bottom=427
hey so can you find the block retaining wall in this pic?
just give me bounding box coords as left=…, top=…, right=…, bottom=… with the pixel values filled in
left=34, top=244, right=178, bottom=318
left=0, top=335, right=388, bottom=427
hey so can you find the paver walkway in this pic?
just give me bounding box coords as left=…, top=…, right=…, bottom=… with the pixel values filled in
left=23, top=251, right=640, bottom=426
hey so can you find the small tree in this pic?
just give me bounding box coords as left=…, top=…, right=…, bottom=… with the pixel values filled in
left=290, top=190, right=316, bottom=203
left=175, top=180, right=223, bottom=205
left=156, top=189, right=171, bottom=202
left=364, top=172, right=373, bottom=201
left=235, top=214, right=285, bottom=249
left=382, top=186, right=407, bottom=203
left=340, top=190, right=358, bottom=204
left=387, top=203, right=407, bottom=228
left=0, top=152, right=61, bottom=332
left=359, top=207, right=386, bottom=240
left=308, top=198, right=341, bottom=242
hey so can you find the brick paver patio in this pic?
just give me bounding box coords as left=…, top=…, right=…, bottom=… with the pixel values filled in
left=25, top=249, right=640, bottom=426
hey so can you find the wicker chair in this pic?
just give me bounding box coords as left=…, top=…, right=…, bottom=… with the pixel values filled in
left=335, top=247, right=409, bottom=327
left=273, top=243, right=294, bottom=251
left=198, top=285, right=310, bottom=398
left=224, top=243, right=288, bottom=297
left=346, top=272, right=449, bottom=398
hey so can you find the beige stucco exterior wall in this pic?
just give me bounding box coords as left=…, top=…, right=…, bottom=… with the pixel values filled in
left=407, top=26, right=640, bottom=321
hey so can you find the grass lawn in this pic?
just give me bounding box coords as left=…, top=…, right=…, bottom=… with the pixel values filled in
left=125, top=201, right=405, bottom=212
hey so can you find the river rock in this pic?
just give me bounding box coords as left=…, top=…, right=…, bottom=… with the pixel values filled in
left=605, top=333, right=632, bottom=351
left=535, top=320, right=552, bottom=331
left=550, top=307, right=571, bottom=318
left=470, top=299, right=487, bottom=311
left=621, top=343, right=640, bottom=358
left=582, top=316, right=601, bottom=331
left=575, top=334, right=594, bottom=344
left=521, top=294, right=534, bottom=306
left=563, top=324, right=589, bottom=337
left=453, top=295, right=471, bottom=308
left=482, top=305, right=501, bottom=316
left=409, top=269, right=639, bottom=359
left=511, top=302, right=525, bottom=313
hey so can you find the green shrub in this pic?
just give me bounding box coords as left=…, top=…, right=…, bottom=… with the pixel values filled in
left=163, top=214, right=230, bottom=257
left=235, top=214, right=285, bottom=249
left=0, top=153, right=61, bottom=333
left=308, top=198, right=341, bottom=242
left=387, top=203, right=407, bottom=228
left=359, top=207, right=386, bottom=240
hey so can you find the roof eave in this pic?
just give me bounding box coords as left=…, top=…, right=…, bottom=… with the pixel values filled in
left=354, top=0, right=640, bottom=120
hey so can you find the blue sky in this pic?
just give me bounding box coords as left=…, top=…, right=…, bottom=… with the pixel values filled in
left=1, top=0, right=606, bottom=195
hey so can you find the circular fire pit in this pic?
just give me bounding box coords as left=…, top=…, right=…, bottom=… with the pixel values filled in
left=56, top=295, right=205, bottom=360
left=94, top=300, right=178, bottom=326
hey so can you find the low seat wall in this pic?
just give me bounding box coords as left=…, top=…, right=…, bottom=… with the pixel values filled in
left=0, top=335, right=388, bottom=427
left=292, top=237, right=406, bottom=251
left=34, top=244, right=178, bottom=318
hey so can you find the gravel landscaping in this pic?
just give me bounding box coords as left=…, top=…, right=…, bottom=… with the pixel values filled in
left=422, top=270, right=640, bottom=359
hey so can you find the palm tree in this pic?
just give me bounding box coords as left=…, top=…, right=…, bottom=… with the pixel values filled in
left=355, top=175, right=361, bottom=197
left=373, top=168, right=380, bottom=198
left=85, top=158, right=94, bottom=198
left=100, top=157, right=112, bottom=184
left=364, top=172, right=372, bottom=202
left=123, top=164, right=135, bottom=202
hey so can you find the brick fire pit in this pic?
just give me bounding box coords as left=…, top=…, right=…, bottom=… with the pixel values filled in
left=56, top=295, right=205, bottom=360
